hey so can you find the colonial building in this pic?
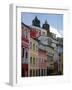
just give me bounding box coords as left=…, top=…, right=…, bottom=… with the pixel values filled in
left=21, top=22, right=30, bottom=77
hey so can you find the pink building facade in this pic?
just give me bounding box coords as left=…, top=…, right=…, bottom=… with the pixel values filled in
left=38, top=48, right=48, bottom=76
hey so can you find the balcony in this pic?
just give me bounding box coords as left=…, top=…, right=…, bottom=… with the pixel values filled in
left=38, top=44, right=47, bottom=51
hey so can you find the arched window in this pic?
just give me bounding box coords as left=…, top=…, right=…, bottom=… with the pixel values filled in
left=26, top=29, right=28, bottom=39
left=30, top=57, right=32, bottom=64
left=33, top=57, right=35, bottom=65
left=22, top=46, right=24, bottom=58
left=36, top=45, right=38, bottom=51
left=33, top=43, right=35, bottom=51
left=30, top=69, right=32, bottom=76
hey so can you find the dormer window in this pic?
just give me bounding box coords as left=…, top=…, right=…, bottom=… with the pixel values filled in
left=47, top=38, right=52, bottom=45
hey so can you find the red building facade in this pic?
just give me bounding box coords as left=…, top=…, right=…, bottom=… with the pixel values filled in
left=21, top=23, right=30, bottom=77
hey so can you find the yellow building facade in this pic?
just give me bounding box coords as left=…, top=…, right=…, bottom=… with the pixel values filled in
left=29, top=38, right=38, bottom=76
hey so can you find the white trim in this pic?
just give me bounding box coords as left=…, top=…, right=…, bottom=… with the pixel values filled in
left=9, top=4, right=17, bottom=86
left=9, top=4, right=70, bottom=86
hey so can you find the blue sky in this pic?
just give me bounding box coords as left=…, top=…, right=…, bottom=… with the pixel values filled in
left=21, top=12, right=63, bottom=32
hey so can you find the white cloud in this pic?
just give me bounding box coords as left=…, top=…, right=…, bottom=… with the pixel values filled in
left=58, top=30, right=63, bottom=37
left=50, top=26, right=63, bottom=38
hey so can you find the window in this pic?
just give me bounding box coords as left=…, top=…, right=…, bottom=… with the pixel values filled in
left=30, top=42, right=32, bottom=49
left=39, top=58, right=41, bottom=63
left=44, top=69, right=46, bottom=76
left=41, top=58, right=43, bottom=63
left=42, top=58, right=44, bottom=63
left=25, top=51, right=28, bottom=59
left=30, top=69, right=32, bottom=76
left=39, top=69, right=40, bottom=76
left=26, top=29, right=28, bottom=39
left=22, top=29, right=27, bottom=39
left=48, top=55, right=53, bottom=62
left=59, top=53, right=61, bottom=56
left=48, top=38, right=52, bottom=45
left=23, top=30, right=26, bottom=38
left=22, top=68, right=25, bottom=77
left=36, top=69, right=38, bottom=76
left=30, top=57, right=32, bottom=64
left=33, top=57, right=35, bottom=65
left=22, top=26, right=24, bottom=36
left=51, top=59, right=53, bottom=62
left=33, top=69, right=35, bottom=76
left=41, top=69, right=43, bottom=76
left=36, top=45, right=38, bottom=51
left=22, top=47, right=24, bottom=58
left=44, top=59, right=47, bottom=63
left=50, top=64, right=53, bottom=66
left=33, top=43, right=35, bottom=51
left=42, top=31, right=45, bottom=35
